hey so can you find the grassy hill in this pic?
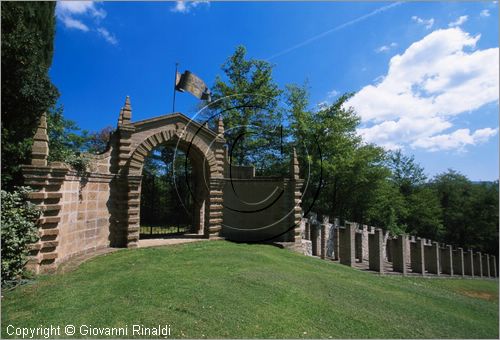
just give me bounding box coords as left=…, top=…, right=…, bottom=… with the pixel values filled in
left=2, top=241, right=498, bottom=338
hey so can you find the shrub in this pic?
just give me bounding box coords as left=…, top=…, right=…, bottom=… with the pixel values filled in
left=1, top=187, right=40, bottom=285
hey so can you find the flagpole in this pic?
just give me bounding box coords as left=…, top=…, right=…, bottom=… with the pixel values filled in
left=172, top=62, right=179, bottom=112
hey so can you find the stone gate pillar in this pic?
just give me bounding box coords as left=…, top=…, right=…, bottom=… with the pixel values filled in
left=290, top=148, right=303, bottom=242
left=112, top=97, right=137, bottom=248
left=22, top=113, right=69, bottom=274
left=207, top=116, right=226, bottom=239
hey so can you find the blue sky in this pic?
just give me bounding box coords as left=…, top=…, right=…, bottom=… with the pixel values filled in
left=51, top=1, right=499, bottom=181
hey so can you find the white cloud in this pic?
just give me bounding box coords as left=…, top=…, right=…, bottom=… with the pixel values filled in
left=412, top=128, right=498, bottom=152
left=347, top=28, right=499, bottom=152
left=480, top=9, right=491, bottom=17
left=56, top=1, right=117, bottom=45
left=60, top=16, right=89, bottom=32
left=412, top=16, right=434, bottom=29
left=327, top=89, right=339, bottom=98
left=56, top=1, right=106, bottom=19
left=97, top=28, right=118, bottom=45
left=171, top=0, right=209, bottom=14
left=448, top=15, right=468, bottom=27
left=375, top=42, right=397, bottom=53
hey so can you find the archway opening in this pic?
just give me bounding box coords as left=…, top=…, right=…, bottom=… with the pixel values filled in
left=139, top=143, right=209, bottom=239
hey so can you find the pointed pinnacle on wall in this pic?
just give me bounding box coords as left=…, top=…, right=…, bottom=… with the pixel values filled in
left=31, top=112, right=49, bottom=166
left=121, top=96, right=132, bottom=124
left=217, top=114, right=224, bottom=136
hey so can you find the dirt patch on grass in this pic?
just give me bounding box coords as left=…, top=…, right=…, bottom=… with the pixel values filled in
left=458, top=289, right=498, bottom=301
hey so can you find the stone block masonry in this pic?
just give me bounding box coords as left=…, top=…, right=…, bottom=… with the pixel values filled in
left=440, top=244, right=453, bottom=276
left=489, top=255, right=497, bottom=278
left=339, top=222, right=356, bottom=266
left=410, top=238, right=425, bottom=275
left=368, top=228, right=384, bottom=273
left=392, top=235, right=408, bottom=275
left=452, top=248, right=465, bottom=277
left=464, top=250, right=475, bottom=277
left=474, top=252, right=483, bottom=277
left=482, top=254, right=490, bottom=278
left=24, top=99, right=304, bottom=274
left=425, top=242, right=440, bottom=276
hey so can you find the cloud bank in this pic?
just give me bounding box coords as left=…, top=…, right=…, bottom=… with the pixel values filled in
left=347, top=27, right=499, bottom=152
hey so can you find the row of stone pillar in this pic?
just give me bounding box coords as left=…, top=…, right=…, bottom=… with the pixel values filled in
left=301, top=215, right=498, bottom=278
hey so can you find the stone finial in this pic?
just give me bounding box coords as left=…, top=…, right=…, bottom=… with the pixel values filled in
left=290, top=147, right=300, bottom=180
left=217, top=115, right=224, bottom=136
left=118, top=96, right=132, bottom=126
left=31, top=112, right=49, bottom=166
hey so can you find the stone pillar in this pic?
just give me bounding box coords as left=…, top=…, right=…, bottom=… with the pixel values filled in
left=207, top=117, right=227, bottom=239
left=208, top=178, right=224, bottom=238
left=290, top=148, right=303, bottom=242
left=361, top=225, right=369, bottom=261
left=355, top=229, right=363, bottom=263
left=386, top=236, right=393, bottom=262
left=339, top=222, right=355, bottom=266
left=392, top=234, right=408, bottom=275
left=482, top=254, right=490, bottom=278
left=440, top=244, right=453, bottom=276
left=31, top=112, right=49, bottom=166
left=473, top=252, right=483, bottom=277
left=304, top=219, right=311, bottom=240
left=368, top=228, right=384, bottom=273
left=410, top=238, right=425, bottom=275
left=22, top=113, right=69, bottom=274
left=452, top=247, right=465, bottom=277
left=425, top=242, right=440, bottom=276
left=489, top=255, right=497, bottom=278
left=320, top=216, right=328, bottom=259
left=464, top=249, right=474, bottom=277
left=125, top=176, right=141, bottom=248
left=23, top=165, right=68, bottom=274
left=333, top=218, right=340, bottom=261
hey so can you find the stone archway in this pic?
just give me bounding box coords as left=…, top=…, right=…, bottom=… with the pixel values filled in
left=22, top=96, right=302, bottom=274
left=111, top=98, right=226, bottom=248
left=123, top=127, right=222, bottom=245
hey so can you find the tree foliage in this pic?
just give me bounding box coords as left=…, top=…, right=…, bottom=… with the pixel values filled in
left=204, top=46, right=499, bottom=254
left=1, top=2, right=59, bottom=189
left=208, top=46, right=284, bottom=174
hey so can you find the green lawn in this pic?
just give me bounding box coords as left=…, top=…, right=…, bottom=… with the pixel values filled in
left=2, top=241, right=498, bottom=338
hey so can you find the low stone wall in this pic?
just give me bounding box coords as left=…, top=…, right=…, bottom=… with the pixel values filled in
left=299, top=213, right=498, bottom=279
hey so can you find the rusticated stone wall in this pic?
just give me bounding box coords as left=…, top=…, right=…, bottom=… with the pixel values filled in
left=23, top=97, right=303, bottom=274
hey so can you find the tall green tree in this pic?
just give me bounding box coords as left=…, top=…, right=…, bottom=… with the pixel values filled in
left=383, top=150, right=443, bottom=238
left=431, top=170, right=498, bottom=254
left=1, top=2, right=59, bottom=189
left=208, top=46, right=284, bottom=174
left=287, top=86, right=388, bottom=222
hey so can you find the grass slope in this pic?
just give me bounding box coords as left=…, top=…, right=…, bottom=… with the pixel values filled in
left=2, top=241, right=498, bottom=338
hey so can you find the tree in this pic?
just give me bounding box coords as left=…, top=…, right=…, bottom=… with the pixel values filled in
left=208, top=46, right=284, bottom=174
left=431, top=170, right=498, bottom=254
left=386, top=150, right=426, bottom=196
left=86, top=126, right=114, bottom=154
left=383, top=150, right=443, bottom=237
left=287, top=87, right=388, bottom=223
left=1, top=2, right=59, bottom=189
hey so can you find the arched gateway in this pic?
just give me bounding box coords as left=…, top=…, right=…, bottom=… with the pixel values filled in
left=22, top=97, right=303, bottom=274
